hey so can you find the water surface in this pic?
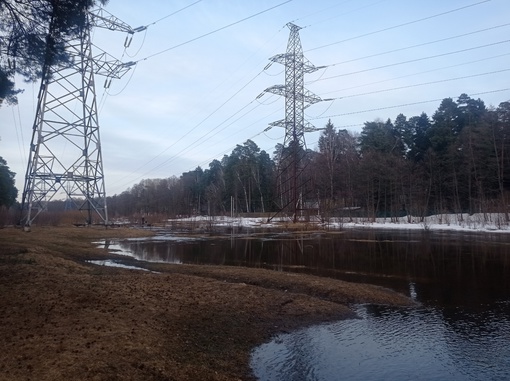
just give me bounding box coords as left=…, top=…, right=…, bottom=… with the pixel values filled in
left=251, top=303, right=510, bottom=381
left=98, top=228, right=510, bottom=380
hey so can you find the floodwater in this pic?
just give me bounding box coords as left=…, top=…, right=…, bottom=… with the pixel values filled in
left=86, top=259, right=151, bottom=272
left=98, top=228, right=510, bottom=380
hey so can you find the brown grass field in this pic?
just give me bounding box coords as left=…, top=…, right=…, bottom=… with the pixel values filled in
left=0, top=225, right=413, bottom=380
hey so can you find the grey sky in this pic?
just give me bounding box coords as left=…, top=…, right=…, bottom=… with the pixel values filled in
left=1, top=0, right=509, bottom=198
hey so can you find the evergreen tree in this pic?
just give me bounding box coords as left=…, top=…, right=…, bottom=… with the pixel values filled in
left=317, top=119, right=340, bottom=201
left=0, top=156, right=17, bottom=208
left=0, top=0, right=108, bottom=105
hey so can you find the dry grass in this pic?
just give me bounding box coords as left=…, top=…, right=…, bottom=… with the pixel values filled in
left=0, top=226, right=413, bottom=381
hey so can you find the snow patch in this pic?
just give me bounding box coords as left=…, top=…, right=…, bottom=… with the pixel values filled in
left=168, top=213, right=510, bottom=233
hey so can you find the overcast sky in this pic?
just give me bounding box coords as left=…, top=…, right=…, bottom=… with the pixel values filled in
left=1, top=0, right=509, bottom=198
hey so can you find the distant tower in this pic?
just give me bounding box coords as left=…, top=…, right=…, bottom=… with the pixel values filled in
left=20, top=9, right=136, bottom=227
left=263, top=22, right=324, bottom=222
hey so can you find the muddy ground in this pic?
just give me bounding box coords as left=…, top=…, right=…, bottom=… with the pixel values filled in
left=0, top=226, right=414, bottom=381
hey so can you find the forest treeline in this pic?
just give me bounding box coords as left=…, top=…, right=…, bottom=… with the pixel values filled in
left=106, top=94, right=510, bottom=221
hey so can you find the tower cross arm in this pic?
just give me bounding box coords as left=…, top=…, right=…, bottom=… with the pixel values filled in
left=264, top=84, right=286, bottom=97
left=302, top=55, right=321, bottom=73
left=267, top=54, right=321, bottom=73
left=92, top=46, right=136, bottom=79
left=266, top=119, right=322, bottom=132
left=269, top=119, right=286, bottom=128
left=303, top=121, right=323, bottom=133
left=263, top=87, right=322, bottom=105
left=89, top=8, right=144, bottom=34
left=302, top=89, right=322, bottom=104
left=267, top=53, right=287, bottom=66
left=93, top=55, right=136, bottom=79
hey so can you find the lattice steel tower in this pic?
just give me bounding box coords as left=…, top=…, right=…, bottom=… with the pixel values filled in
left=20, top=9, right=137, bottom=227
left=263, top=22, right=324, bottom=222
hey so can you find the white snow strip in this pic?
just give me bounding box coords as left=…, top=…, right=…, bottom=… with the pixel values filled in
left=167, top=213, right=510, bottom=233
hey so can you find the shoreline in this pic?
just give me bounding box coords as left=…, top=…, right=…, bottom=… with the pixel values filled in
left=163, top=212, right=510, bottom=234
left=1, top=226, right=413, bottom=380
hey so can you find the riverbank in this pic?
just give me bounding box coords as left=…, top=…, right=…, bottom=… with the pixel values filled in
left=167, top=212, right=510, bottom=233
left=0, top=226, right=413, bottom=381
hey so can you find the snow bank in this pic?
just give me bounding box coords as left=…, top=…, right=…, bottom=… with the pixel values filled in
left=168, top=213, right=510, bottom=233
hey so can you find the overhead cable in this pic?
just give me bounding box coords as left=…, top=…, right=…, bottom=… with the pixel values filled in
left=321, top=68, right=510, bottom=102
left=115, top=70, right=267, bottom=188
left=318, top=23, right=510, bottom=69
left=319, top=52, right=510, bottom=96
left=136, top=0, right=294, bottom=62
left=315, top=40, right=510, bottom=82
left=146, top=0, right=203, bottom=28
left=306, top=0, right=491, bottom=52
left=293, top=0, right=388, bottom=28
left=309, top=88, right=510, bottom=120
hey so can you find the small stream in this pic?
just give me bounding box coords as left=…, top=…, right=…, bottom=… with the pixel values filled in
left=95, top=228, right=510, bottom=380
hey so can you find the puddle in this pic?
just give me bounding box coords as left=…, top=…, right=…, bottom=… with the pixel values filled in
left=125, top=236, right=204, bottom=242
left=93, top=240, right=134, bottom=256
left=87, top=259, right=151, bottom=272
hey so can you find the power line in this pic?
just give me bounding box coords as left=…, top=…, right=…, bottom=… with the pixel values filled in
left=102, top=1, right=293, bottom=186
left=139, top=106, right=283, bottom=180
left=194, top=119, right=364, bottom=171
left=317, top=23, right=510, bottom=70
left=146, top=0, right=203, bottom=27
left=295, top=0, right=389, bottom=29
left=93, top=1, right=508, bottom=197
left=111, top=83, right=508, bottom=193
left=306, top=0, right=491, bottom=52
left=170, top=102, right=266, bottom=167
left=159, top=101, right=260, bottom=164
left=309, top=88, right=510, bottom=120
left=320, top=52, right=510, bottom=96
left=175, top=15, right=508, bottom=185
left=122, top=27, right=148, bottom=58
left=136, top=0, right=294, bottom=62
left=195, top=132, right=282, bottom=170
left=289, top=0, right=355, bottom=25
left=114, top=70, right=268, bottom=188
left=109, top=16, right=291, bottom=188
left=130, top=98, right=280, bottom=183
left=121, top=100, right=262, bottom=186
left=11, top=105, right=26, bottom=167
left=162, top=81, right=509, bottom=185
left=319, top=68, right=510, bottom=102
left=193, top=112, right=287, bottom=171
left=105, top=64, right=138, bottom=96
left=95, top=2, right=202, bottom=110
left=313, top=40, right=510, bottom=82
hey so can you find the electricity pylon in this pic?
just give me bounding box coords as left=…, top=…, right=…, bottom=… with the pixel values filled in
left=20, top=9, right=139, bottom=227
left=263, top=22, right=324, bottom=222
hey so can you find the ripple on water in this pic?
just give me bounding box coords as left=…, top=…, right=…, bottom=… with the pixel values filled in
left=251, top=304, right=510, bottom=381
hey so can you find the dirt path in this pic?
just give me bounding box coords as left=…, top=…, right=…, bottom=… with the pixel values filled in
left=0, top=226, right=414, bottom=380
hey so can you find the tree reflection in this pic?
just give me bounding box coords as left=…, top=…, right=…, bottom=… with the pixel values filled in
left=116, top=230, right=510, bottom=307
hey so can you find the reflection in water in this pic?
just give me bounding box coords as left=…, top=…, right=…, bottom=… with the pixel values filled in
left=108, top=230, right=510, bottom=306
left=101, top=229, right=510, bottom=380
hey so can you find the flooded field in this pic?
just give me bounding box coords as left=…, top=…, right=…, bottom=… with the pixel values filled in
left=97, top=227, right=510, bottom=380
left=251, top=302, right=510, bottom=381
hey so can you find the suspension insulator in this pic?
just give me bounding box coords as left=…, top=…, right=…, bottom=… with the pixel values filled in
left=124, top=35, right=133, bottom=48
